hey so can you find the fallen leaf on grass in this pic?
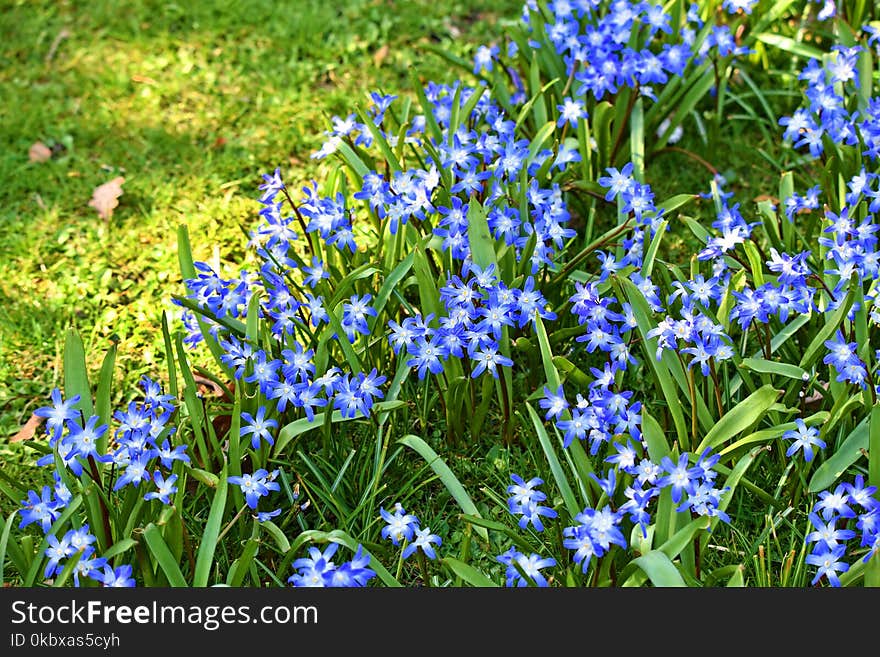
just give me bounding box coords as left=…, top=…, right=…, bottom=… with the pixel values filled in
left=753, top=194, right=779, bottom=205
left=88, top=176, right=125, bottom=220
left=29, top=141, right=52, bottom=163
left=373, top=44, right=390, bottom=67
left=11, top=413, right=44, bottom=442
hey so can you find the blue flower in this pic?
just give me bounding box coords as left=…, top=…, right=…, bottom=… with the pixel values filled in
left=514, top=500, right=558, bottom=533
left=539, top=385, right=569, bottom=421
left=805, top=512, right=856, bottom=551
left=240, top=406, right=278, bottom=450
left=66, top=415, right=110, bottom=462
left=289, top=544, right=339, bottom=587
left=155, top=440, right=190, bottom=469
left=657, top=454, right=695, bottom=504
left=44, top=533, right=73, bottom=579
left=98, top=564, right=136, bottom=587
left=144, top=471, right=178, bottom=505
left=229, top=469, right=280, bottom=509
left=402, top=527, right=442, bottom=560
left=783, top=419, right=826, bottom=463
left=806, top=544, right=849, bottom=587
left=34, top=388, right=81, bottom=442
left=255, top=508, right=282, bottom=523
left=289, top=544, right=376, bottom=587
left=470, top=346, right=513, bottom=379
left=19, top=486, right=61, bottom=533
left=72, top=547, right=107, bottom=587
left=113, top=451, right=152, bottom=491
left=497, top=548, right=555, bottom=587
left=380, top=503, right=419, bottom=545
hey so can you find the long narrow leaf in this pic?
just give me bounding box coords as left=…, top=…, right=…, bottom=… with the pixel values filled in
left=193, top=468, right=229, bottom=587
left=143, top=523, right=188, bottom=587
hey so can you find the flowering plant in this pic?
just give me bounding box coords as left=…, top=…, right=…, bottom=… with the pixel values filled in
left=4, top=0, right=880, bottom=588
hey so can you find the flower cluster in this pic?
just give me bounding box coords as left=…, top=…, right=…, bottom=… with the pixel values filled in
left=20, top=378, right=184, bottom=586
left=379, top=503, right=442, bottom=561
left=805, top=476, right=880, bottom=587
left=316, top=78, right=582, bottom=274
left=394, top=264, right=555, bottom=382
left=780, top=45, right=876, bottom=159
left=520, top=1, right=749, bottom=105
left=507, top=474, right=558, bottom=531
left=564, top=447, right=728, bottom=571
left=288, top=543, right=377, bottom=587
left=496, top=547, right=556, bottom=587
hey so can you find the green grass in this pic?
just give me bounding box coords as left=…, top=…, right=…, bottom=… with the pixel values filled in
left=0, top=0, right=521, bottom=513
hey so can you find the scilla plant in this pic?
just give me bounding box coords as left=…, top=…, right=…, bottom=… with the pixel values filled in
left=3, top=0, right=880, bottom=587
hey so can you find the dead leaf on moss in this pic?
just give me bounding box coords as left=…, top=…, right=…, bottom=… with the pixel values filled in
left=88, top=176, right=125, bottom=220
left=11, top=413, right=44, bottom=443
left=373, top=44, right=390, bottom=67
left=29, top=141, right=52, bottom=163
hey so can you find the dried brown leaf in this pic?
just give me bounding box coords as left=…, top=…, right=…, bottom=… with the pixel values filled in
left=29, top=141, right=52, bottom=163
left=11, top=413, right=44, bottom=443
left=88, top=176, right=125, bottom=220
left=753, top=194, right=779, bottom=205
left=373, top=44, right=390, bottom=67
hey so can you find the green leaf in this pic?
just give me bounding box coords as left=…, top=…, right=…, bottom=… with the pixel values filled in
left=616, top=276, right=689, bottom=444
left=528, top=53, right=548, bottom=128
left=754, top=32, right=825, bottom=60
left=528, top=121, right=557, bottom=163
left=412, top=244, right=442, bottom=324
left=325, top=302, right=363, bottom=375
left=101, top=538, right=137, bottom=562
left=466, top=199, right=498, bottom=272
left=193, top=468, right=228, bottom=587
left=399, top=434, right=488, bottom=542
left=659, top=516, right=711, bottom=561
left=356, top=106, right=402, bottom=174
left=740, top=358, right=807, bottom=381
left=335, top=141, right=370, bottom=180
left=442, top=557, right=499, bottom=587
left=640, top=219, right=668, bottom=278
left=695, top=384, right=781, bottom=454
left=369, top=249, right=417, bottom=334
left=641, top=410, right=670, bottom=463
left=94, top=342, right=117, bottom=455
left=515, top=78, right=560, bottom=131
left=627, top=551, right=686, bottom=587
left=702, top=447, right=769, bottom=547
left=0, top=511, right=19, bottom=586
left=655, top=67, right=714, bottom=151
left=188, top=468, right=220, bottom=488
left=52, top=550, right=84, bottom=588
left=64, top=329, right=94, bottom=420
left=176, top=225, right=228, bottom=369
left=227, top=537, right=260, bottom=587
left=143, top=523, right=188, bottom=587
left=720, top=412, right=829, bottom=457
left=727, top=566, right=746, bottom=587
left=24, top=495, right=83, bottom=586
left=260, top=521, right=291, bottom=554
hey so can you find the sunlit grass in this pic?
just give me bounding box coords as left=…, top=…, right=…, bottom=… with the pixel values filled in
left=0, top=0, right=521, bottom=513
